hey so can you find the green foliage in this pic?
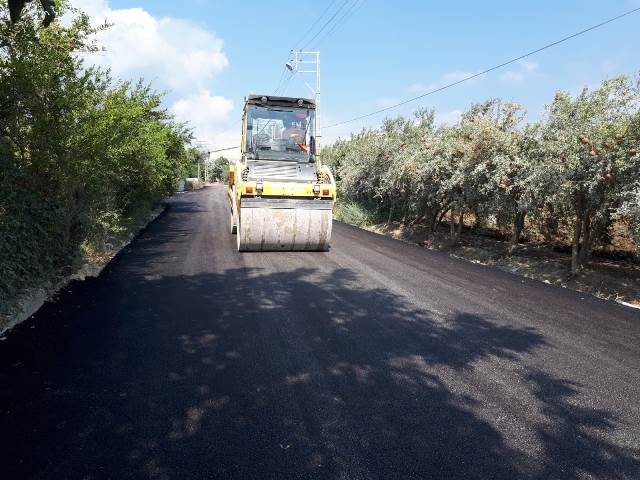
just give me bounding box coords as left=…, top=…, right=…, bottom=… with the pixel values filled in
left=323, top=74, right=640, bottom=273
left=0, top=3, right=192, bottom=313
left=184, top=179, right=203, bottom=190
left=184, top=147, right=206, bottom=179
left=210, top=156, right=230, bottom=182
left=333, top=200, right=378, bottom=227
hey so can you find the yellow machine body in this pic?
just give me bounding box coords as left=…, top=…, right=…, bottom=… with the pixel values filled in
left=227, top=95, right=336, bottom=251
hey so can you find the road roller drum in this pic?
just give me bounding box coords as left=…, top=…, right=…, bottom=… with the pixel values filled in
left=237, top=198, right=332, bottom=251
left=228, top=94, right=336, bottom=252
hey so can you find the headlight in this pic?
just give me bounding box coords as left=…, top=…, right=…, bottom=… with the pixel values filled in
left=256, top=181, right=263, bottom=192
left=313, top=184, right=321, bottom=194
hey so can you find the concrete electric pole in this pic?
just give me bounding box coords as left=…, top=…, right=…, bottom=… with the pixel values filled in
left=285, top=50, right=321, bottom=142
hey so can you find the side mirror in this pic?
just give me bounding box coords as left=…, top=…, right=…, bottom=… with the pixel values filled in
left=309, top=136, right=316, bottom=156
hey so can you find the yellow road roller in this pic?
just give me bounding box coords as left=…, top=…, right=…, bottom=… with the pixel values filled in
left=227, top=95, right=336, bottom=251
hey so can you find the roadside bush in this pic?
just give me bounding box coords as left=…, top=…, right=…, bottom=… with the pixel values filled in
left=210, top=156, right=230, bottom=182
left=184, top=179, right=203, bottom=190
left=323, top=74, right=640, bottom=274
left=0, top=4, right=192, bottom=314
left=334, top=200, right=378, bottom=227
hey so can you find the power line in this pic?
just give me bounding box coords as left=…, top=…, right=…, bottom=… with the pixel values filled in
left=272, top=1, right=341, bottom=94
left=274, top=69, right=295, bottom=96
left=261, top=3, right=350, bottom=142
left=301, top=0, right=351, bottom=51
left=315, top=0, right=364, bottom=47
left=273, top=67, right=288, bottom=94
left=277, top=1, right=352, bottom=97
left=279, top=73, right=295, bottom=96
left=208, top=146, right=239, bottom=154
left=324, top=6, right=640, bottom=129
left=230, top=6, right=640, bottom=150
left=293, top=0, right=339, bottom=50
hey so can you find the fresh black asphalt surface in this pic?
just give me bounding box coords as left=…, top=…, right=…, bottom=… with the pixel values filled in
left=1, top=185, right=639, bottom=479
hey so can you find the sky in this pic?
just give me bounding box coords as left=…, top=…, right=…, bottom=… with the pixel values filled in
left=72, top=0, right=640, bottom=158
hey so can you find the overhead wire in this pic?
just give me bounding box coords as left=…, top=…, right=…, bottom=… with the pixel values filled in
left=213, top=7, right=640, bottom=150
left=226, top=2, right=355, bottom=151
left=300, top=0, right=352, bottom=51
left=211, top=6, right=640, bottom=150
left=314, top=0, right=364, bottom=47
left=208, top=146, right=240, bottom=154
left=255, top=0, right=348, bottom=153
left=273, top=67, right=288, bottom=94
left=292, top=0, right=339, bottom=50
left=279, top=1, right=359, bottom=98
left=324, top=6, right=640, bottom=129
left=273, top=0, right=344, bottom=95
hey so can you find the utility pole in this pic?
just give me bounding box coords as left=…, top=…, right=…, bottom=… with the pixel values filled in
left=193, top=140, right=211, bottom=182
left=286, top=50, right=321, bottom=142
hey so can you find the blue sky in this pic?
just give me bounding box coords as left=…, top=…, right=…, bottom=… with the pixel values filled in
left=76, top=0, right=640, bottom=152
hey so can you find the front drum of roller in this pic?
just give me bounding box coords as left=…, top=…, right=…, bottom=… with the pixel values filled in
left=237, top=198, right=332, bottom=252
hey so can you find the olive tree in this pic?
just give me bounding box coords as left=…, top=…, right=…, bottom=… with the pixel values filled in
left=541, top=77, right=640, bottom=273
left=321, top=73, right=640, bottom=274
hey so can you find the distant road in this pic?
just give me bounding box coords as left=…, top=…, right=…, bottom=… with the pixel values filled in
left=1, top=185, right=639, bottom=479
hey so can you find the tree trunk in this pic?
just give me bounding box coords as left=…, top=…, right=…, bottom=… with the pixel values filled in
left=404, top=194, right=412, bottom=224
left=471, top=209, right=481, bottom=230
left=578, top=210, right=593, bottom=266
left=570, top=211, right=583, bottom=276
left=456, top=210, right=464, bottom=237
left=450, top=209, right=464, bottom=242
left=409, top=215, right=424, bottom=226
left=450, top=211, right=456, bottom=239
left=401, top=193, right=409, bottom=223
left=543, top=203, right=557, bottom=246
left=438, top=209, right=449, bottom=228
left=428, top=210, right=440, bottom=233
left=508, top=211, right=526, bottom=254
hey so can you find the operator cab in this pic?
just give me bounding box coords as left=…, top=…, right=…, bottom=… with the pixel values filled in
left=243, top=96, right=316, bottom=163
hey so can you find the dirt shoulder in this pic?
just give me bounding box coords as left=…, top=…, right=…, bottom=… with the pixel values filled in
left=365, top=221, right=640, bottom=308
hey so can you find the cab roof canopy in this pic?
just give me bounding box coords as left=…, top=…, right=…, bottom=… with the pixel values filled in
left=245, top=95, right=316, bottom=109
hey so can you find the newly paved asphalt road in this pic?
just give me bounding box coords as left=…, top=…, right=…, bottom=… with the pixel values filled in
left=1, top=185, right=640, bottom=479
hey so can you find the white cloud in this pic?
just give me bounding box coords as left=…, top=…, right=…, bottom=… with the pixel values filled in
left=171, top=91, right=238, bottom=153
left=434, top=110, right=462, bottom=126
left=500, top=60, right=538, bottom=84
left=73, top=0, right=233, bottom=147
left=500, top=70, right=525, bottom=83
left=171, top=91, right=234, bottom=128
left=408, top=82, right=436, bottom=93
left=208, top=130, right=242, bottom=160
left=77, top=1, right=228, bottom=94
left=601, top=59, right=618, bottom=75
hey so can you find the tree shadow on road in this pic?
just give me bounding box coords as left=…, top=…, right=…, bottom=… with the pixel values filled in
left=1, top=237, right=639, bottom=479
left=525, top=370, right=640, bottom=479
